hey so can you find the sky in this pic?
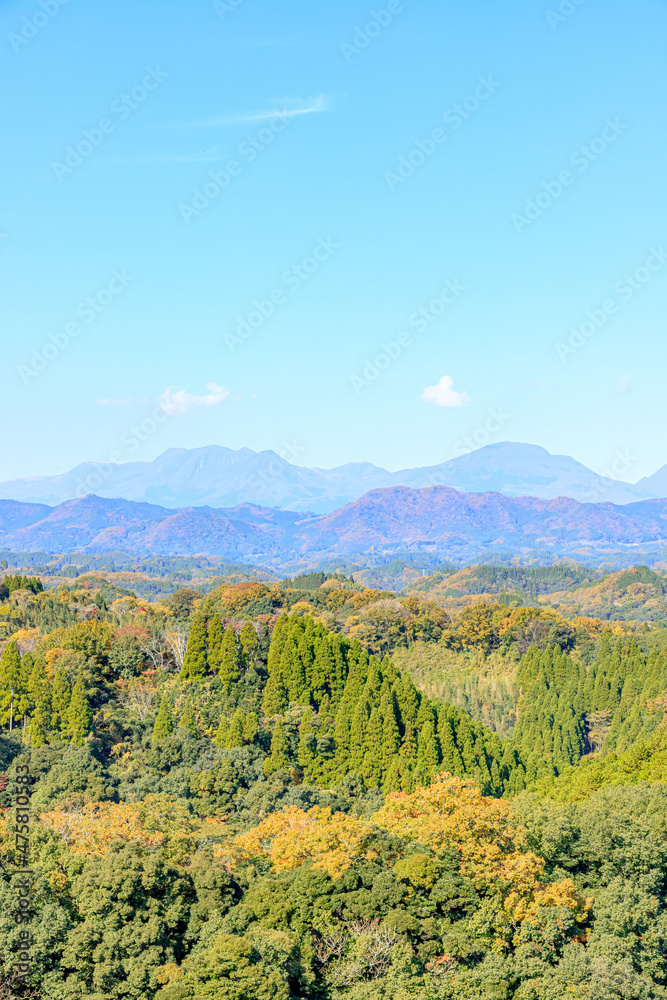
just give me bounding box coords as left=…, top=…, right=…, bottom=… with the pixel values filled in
left=1, top=0, right=666, bottom=483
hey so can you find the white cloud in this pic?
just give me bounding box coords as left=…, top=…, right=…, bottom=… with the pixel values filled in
left=421, top=376, right=471, bottom=409
left=178, top=95, right=327, bottom=128
left=159, top=382, right=231, bottom=416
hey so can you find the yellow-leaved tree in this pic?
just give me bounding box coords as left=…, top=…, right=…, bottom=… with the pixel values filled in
left=216, top=805, right=374, bottom=878
left=371, top=774, right=590, bottom=944
left=40, top=801, right=165, bottom=857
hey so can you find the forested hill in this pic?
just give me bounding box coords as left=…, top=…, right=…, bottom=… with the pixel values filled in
left=2, top=573, right=667, bottom=997
left=3, top=487, right=667, bottom=563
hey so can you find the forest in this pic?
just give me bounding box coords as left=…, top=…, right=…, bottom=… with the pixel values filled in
left=1, top=567, right=667, bottom=998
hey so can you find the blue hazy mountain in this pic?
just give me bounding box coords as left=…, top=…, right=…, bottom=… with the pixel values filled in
left=0, top=442, right=657, bottom=513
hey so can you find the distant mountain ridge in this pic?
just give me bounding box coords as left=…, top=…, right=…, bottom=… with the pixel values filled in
left=0, top=442, right=660, bottom=512
left=2, top=486, right=667, bottom=565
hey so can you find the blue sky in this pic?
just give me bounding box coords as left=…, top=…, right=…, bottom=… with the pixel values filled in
left=1, top=0, right=666, bottom=482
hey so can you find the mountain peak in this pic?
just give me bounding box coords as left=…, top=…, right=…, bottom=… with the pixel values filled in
left=0, top=443, right=661, bottom=512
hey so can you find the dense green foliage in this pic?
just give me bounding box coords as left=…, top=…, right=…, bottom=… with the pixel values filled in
left=0, top=569, right=667, bottom=997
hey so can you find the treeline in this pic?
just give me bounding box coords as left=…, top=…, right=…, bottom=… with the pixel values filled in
left=514, top=635, right=667, bottom=776
left=0, top=574, right=43, bottom=599
left=176, top=612, right=530, bottom=796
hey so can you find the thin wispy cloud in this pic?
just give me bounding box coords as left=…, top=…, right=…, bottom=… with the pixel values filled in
left=159, top=382, right=231, bottom=416
left=175, top=94, right=327, bottom=128
left=422, top=376, right=472, bottom=409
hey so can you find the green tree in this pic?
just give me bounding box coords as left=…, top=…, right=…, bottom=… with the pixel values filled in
left=218, top=625, right=241, bottom=691
left=297, top=706, right=318, bottom=780
left=226, top=709, right=245, bottom=748
left=264, top=719, right=291, bottom=777
left=0, top=641, right=24, bottom=729
left=206, top=615, right=225, bottom=675
left=28, top=656, right=52, bottom=747
left=239, top=621, right=260, bottom=668
left=153, top=697, right=175, bottom=745
left=157, top=931, right=291, bottom=1000
left=214, top=714, right=229, bottom=749
left=51, top=663, right=72, bottom=734
left=180, top=699, right=198, bottom=738
left=68, top=674, right=93, bottom=746
left=181, top=614, right=208, bottom=681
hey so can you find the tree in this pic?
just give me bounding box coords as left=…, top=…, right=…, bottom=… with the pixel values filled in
left=206, top=615, right=225, bottom=674
left=214, top=714, right=229, bottom=749
left=218, top=625, right=241, bottom=691
left=29, top=658, right=52, bottom=747
left=180, top=699, right=198, bottom=738
left=51, top=664, right=72, bottom=734
left=180, top=614, right=208, bottom=681
left=153, top=697, right=175, bottom=745
left=0, top=641, right=24, bottom=729
left=68, top=674, right=92, bottom=746
left=239, top=621, right=260, bottom=668
left=297, top=706, right=318, bottom=780
left=264, top=719, right=291, bottom=777
left=226, top=709, right=245, bottom=748
left=157, top=931, right=291, bottom=1000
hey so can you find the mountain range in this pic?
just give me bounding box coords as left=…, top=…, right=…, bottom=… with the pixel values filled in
left=2, top=487, right=667, bottom=565
left=0, top=442, right=665, bottom=512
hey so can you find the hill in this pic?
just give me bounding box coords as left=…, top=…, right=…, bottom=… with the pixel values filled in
left=4, top=488, right=667, bottom=566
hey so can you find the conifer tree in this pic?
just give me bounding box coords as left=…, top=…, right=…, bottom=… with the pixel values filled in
left=28, top=657, right=51, bottom=747
left=297, top=707, right=318, bottom=780
left=214, top=714, right=229, bottom=749
left=181, top=614, right=208, bottom=681
left=0, top=641, right=24, bottom=729
left=264, top=719, right=291, bottom=777
left=180, top=699, right=199, bottom=738
left=381, top=691, right=400, bottom=760
left=207, top=616, right=225, bottom=675
left=51, top=664, right=72, bottom=734
left=227, top=709, right=245, bottom=748
left=68, top=675, right=92, bottom=746
left=239, top=621, right=259, bottom=668
left=218, top=625, right=242, bottom=691
left=348, top=700, right=368, bottom=775
left=243, top=711, right=259, bottom=744
left=362, top=706, right=383, bottom=787
left=152, top=696, right=175, bottom=745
